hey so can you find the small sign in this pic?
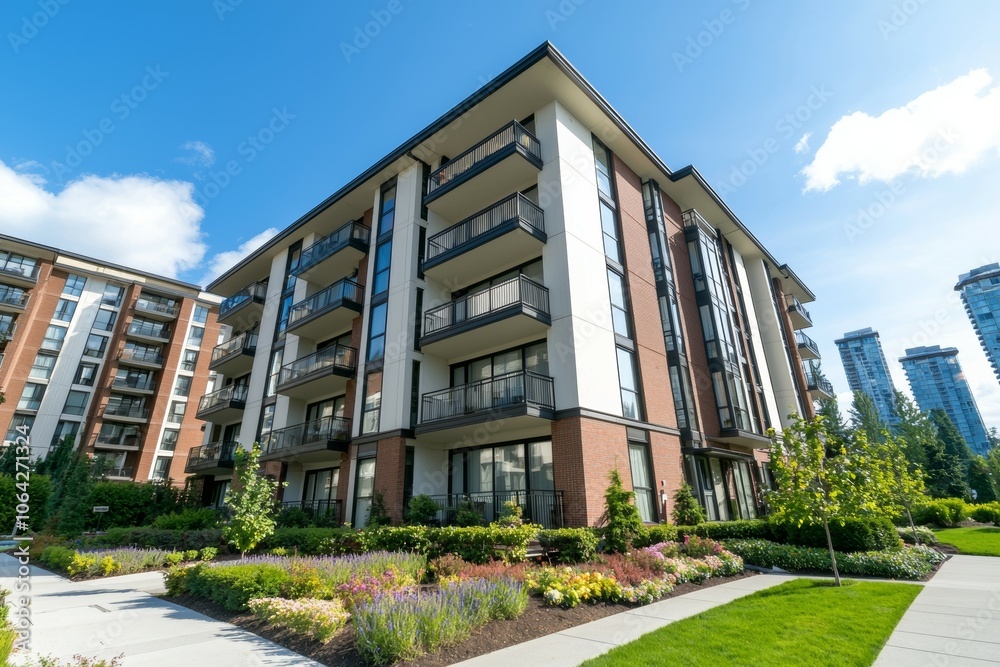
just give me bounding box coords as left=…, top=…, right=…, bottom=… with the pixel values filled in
left=93, top=506, right=110, bottom=513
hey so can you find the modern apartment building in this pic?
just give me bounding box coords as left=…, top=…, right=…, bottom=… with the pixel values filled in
left=835, top=327, right=899, bottom=425
left=956, top=263, right=1000, bottom=385
left=0, top=234, right=222, bottom=483
left=899, top=345, right=990, bottom=455
left=192, top=43, right=819, bottom=526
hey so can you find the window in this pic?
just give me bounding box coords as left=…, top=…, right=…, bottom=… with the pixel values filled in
left=266, top=349, right=283, bottom=397
left=151, top=456, right=172, bottom=481
left=372, top=241, right=392, bottom=295
left=607, top=269, right=630, bottom=337
left=63, top=274, right=86, bottom=297
left=19, top=383, right=46, bottom=410
left=93, top=308, right=117, bottom=332
left=174, top=376, right=192, bottom=397
left=167, top=401, right=186, bottom=424
left=96, top=423, right=140, bottom=446
left=409, top=360, right=420, bottom=429
left=379, top=183, right=396, bottom=235
left=303, top=467, right=339, bottom=503
left=0, top=252, right=37, bottom=279
left=29, top=354, right=57, bottom=380
left=52, top=421, right=79, bottom=447
left=616, top=347, right=642, bottom=420
left=160, top=429, right=179, bottom=451
left=600, top=202, right=621, bottom=264
left=367, top=302, right=387, bottom=362
left=353, top=458, right=377, bottom=527
left=447, top=440, right=555, bottom=524
left=53, top=298, right=77, bottom=322
left=417, top=226, right=426, bottom=280
left=101, top=283, right=125, bottom=307
left=181, top=349, right=198, bottom=372
left=75, top=362, right=98, bottom=386
left=594, top=139, right=614, bottom=199
left=187, top=326, right=205, bottom=347
left=63, top=390, right=89, bottom=416
left=361, top=371, right=383, bottom=434
left=4, top=414, right=35, bottom=443
left=628, top=442, right=656, bottom=523
left=83, top=334, right=109, bottom=358
left=193, top=305, right=209, bottom=324
left=258, top=404, right=275, bottom=445
left=41, top=325, right=67, bottom=352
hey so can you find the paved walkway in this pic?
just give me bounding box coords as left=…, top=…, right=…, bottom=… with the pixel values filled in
left=876, top=555, right=1000, bottom=666
left=0, top=554, right=322, bottom=666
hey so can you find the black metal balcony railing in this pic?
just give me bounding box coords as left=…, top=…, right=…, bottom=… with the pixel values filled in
left=127, top=321, right=171, bottom=339
left=294, top=221, right=371, bottom=276
left=0, top=288, right=29, bottom=309
left=198, top=384, right=249, bottom=413
left=422, top=370, right=555, bottom=423
left=211, top=331, right=258, bottom=364
left=786, top=295, right=812, bottom=323
left=424, top=275, right=549, bottom=337
left=414, top=490, right=564, bottom=529
left=118, top=348, right=164, bottom=365
left=426, top=193, right=545, bottom=262
left=279, top=499, right=343, bottom=526
left=0, top=261, right=39, bottom=282
left=427, top=120, right=542, bottom=195
left=134, top=298, right=179, bottom=318
left=287, top=278, right=364, bottom=330
left=262, top=416, right=351, bottom=456
left=277, top=345, right=357, bottom=387
left=102, top=403, right=150, bottom=420
left=807, top=373, right=835, bottom=396
left=110, top=377, right=156, bottom=392
left=219, top=281, right=268, bottom=319
left=186, top=441, right=237, bottom=471
left=796, top=331, right=820, bottom=355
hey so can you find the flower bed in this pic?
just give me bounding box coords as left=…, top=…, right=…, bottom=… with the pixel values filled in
left=725, top=539, right=946, bottom=579
left=40, top=545, right=216, bottom=577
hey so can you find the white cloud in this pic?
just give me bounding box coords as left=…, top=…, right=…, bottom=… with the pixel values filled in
left=0, top=159, right=206, bottom=278
left=793, top=132, right=812, bottom=154
left=802, top=68, right=1000, bottom=192
left=200, top=227, right=279, bottom=285
left=176, top=140, right=216, bottom=168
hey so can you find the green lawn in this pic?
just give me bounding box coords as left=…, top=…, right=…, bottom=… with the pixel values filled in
left=934, top=526, right=1000, bottom=556
left=580, top=579, right=919, bottom=667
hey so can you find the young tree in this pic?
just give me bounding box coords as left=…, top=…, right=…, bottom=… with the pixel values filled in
left=930, top=409, right=973, bottom=466
left=967, top=455, right=998, bottom=503
left=816, top=395, right=850, bottom=443
left=672, top=481, right=707, bottom=525
left=224, top=443, right=283, bottom=557
left=870, top=432, right=926, bottom=543
left=892, top=394, right=966, bottom=497
left=599, top=468, right=644, bottom=554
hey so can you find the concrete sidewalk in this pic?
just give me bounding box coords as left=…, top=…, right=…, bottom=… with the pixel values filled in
left=0, top=554, right=322, bottom=666
left=452, top=573, right=798, bottom=666
left=876, top=555, right=1000, bottom=666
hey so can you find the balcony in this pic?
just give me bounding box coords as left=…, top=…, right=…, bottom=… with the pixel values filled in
left=261, top=416, right=351, bottom=462
left=196, top=384, right=249, bottom=422
left=806, top=372, right=835, bottom=400
left=100, top=403, right=150, bottom=424
left=0, top=261, right=39, bottom=287
left=413, top=491, right=564, bottom=529
left=279, top=499, right=343, bottom=526
left=218, top=280, right=268, bottom=327
left=109, top=377, right=156, bottom=395
left=284, top=278, right=363, bottom=342
left=134, top=298, right=179, bottom=321
left=421, top=275, right=550, bottom=361
left=0, top=322, right=15, bottom=348
left=126, top=320, right=171, bottom=343
left=786, top=295, right=813, bottom=330
left=100, top=466, right=135, bottom=481
left=118, top=348, right=164, bottom=369
left=292, top=220, right=370, bottom=287
left=275, top=344, right=357, bottom=399
left=416, top=370, right=555, bottom=442
left=796, top=331, right=821, bottom=360
left=185, top=441, right=237, bottom=475
left=424, top=120, right=543, bottom=221
left=209, top=331, right=258, bottom=378
left=91, top=433, right=142, bottom=452
left=0, top=287, right=29, bottom=313
left=423, top=193, right=546, bottom=289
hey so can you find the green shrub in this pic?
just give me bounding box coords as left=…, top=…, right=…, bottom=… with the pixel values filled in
left=726, top=539, right=946, bottom=580
left=405, top=495, right=442, bottom=526
left=430, top=525, right=537, bottom=563
left=163, top=566, right=191, bottom=596
left=274, top=506, right=313, bottom=528
left=165, top=552, right=184, bottom=567
left=970, top=502, right=1000, bottom=526
left=0, top=473, right=51, bottom=533
left=362, top=525, right=432, bottom=554
left=454, top=498, right=485, bottom=527
left=366, top=491, right=392, bottom=527
left=261, top=527, right=340, bottom=555
left=151, top=507, right=220, bottom=531
left=671, top=482, right=706, bottom=525
left=633, top=524, right=680, bottom=548
left=771, top=517, right=901, bottom=552
left=537, top=528, right=599, bottom=563
left=40, top=545, right=75, bottom=571
left=184, top=563, right=292, bottom=611
left=600, top=468, right=644, bottom=554
left=86, top=480, right=183, bottom=530
left=692, top=520, right=772, bottom=541
left=913, top=499, right=971, bottom=527
left=199, top=546, right=218, bottom=561
left=79, top=527, right=224, bottom=551
left=897, top=526, right=937, bottom=545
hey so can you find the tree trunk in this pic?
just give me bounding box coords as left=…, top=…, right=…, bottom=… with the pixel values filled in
left=905, top=504, right=920, bottom=546
left=822, top=516, right=841, bottom=586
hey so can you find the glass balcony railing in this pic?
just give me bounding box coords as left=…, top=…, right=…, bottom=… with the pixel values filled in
left=0, top=287, right=29, bottom=309
left=127, top=321, right=171, bottom=339
left=109, top=377, right=156, bottom=392
left=134, top=298, right=179, bottom=318
left=219, top=281, right=268, bottom=320
left=102, top=404, right=150, bottom=420
left=118, top=348, right=164, bottom=366
left=0, top=261, right=39, bottom=282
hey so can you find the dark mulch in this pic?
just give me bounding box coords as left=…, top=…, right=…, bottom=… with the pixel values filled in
left=162, top=571, right=758, bottom=667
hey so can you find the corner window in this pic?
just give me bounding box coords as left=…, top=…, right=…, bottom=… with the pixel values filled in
left=367, top=302, right=387, bottom=362
left=93, top=308, right=117, bottom=332
left=83, top=334, right=109, bottom=358
left=181, top=349, right=198, bottom=372
left=372, top=241, right=392, bottom=296
left=151, top=456, right=172, bottom=481
left=63, top=274, right=86, bottom=297
left=4, top=414, right=35, bottom=442
left=167, top=401, right=186, bottom=424
left=102, top=283, right=125, bottom=308
left=75, top=362, right=98, bottom=386
left=174, top=376, right=192, bottom=397
left=187, top=326, right=205, bottom=347
left=379, top=184, right=396, bottom=236
left=160, top=429, right=179, bottom=451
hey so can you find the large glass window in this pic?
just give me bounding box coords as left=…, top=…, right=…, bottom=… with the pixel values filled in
left=41, top=325, right=67, bottom=352
left=167, top=401, right=186, bottom=424
left=75, top=362, right=99, bottom=386
left=353, top=458, right=377, bottom=527
left=594, top=139, right=613, bottom=199
left=18, top=383, right=46, bottom=410
left=63, top=390, right=89, bottom=416
left=160, top=429, right=179, bottom=451
left=101, top=283, right=125, bottom=308
left=83, top=334, right=109, bottom=358
left=628, top=442, right=656, bottom=523
left=93, top=308, right=117, bottom=332
left=304, top=467, right=339, bottom=503
left=449, top=440, right=556, bottom=525
left=607, top=269, right=630, bottom=337
left=372, top=241, right=392, bottom=296
left=63, top=274, right=86, bottom=297
left=367, top=302, right=387, bottom=362
left=616, top=347, right=642, bottom=420
left=53, top=298, right=77, bottom=322
left=181, top=349, right=198, bottom=372
left=193, top=305, right=209, bottom=324
left=29, top=354, right=57, bottom=380
left=361, top=371, right=383, bottom=434
left=187, top=326, right=205, bottom=347
left=151, top=456, right=172, bottom=481
left=52, top=421, right=79, bottom=447
left=379, top=183, right=397, bottom=235
left=174, top=376, right=192, bottom=397
left=600, top=202, right=621, bottom=264
left=4, top=414, right=35, bottom=443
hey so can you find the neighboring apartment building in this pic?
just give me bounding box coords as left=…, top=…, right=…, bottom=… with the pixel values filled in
left=190, top=43, right=819, bottom=526
left=899, top=345, right=991, bottom=455
left=835, top=327, right=899, bottom=425
left=0, top=234, right=222, bottom=483
left=956, top=263, right=1000, bottom=385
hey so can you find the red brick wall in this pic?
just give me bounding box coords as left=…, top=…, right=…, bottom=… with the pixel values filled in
left=648, top=430, right=684, bottom=522
left=374, top=436, right=407, bottom=523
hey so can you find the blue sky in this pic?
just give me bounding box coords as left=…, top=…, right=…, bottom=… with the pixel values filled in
left=2, top=0, right=999, bottom=426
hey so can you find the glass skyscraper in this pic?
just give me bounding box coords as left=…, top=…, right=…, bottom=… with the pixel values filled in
left=956, top=263, right=1000, bottom=385
left=899, top=345, right=990, bottom=455
left=835, top=327, right=898, bottom=426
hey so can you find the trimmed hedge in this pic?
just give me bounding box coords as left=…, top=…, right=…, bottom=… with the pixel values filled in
left=536, top=528, right=600, bottom=563
left=913, top=498, right=971, bottom=527
left=671, top=518, right=900, bottom=553
left=726, top=539, right=946, bottom=580
left=970, top=502, right=1000, bottom=526
left=79, top=527, right=223, bottom=551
